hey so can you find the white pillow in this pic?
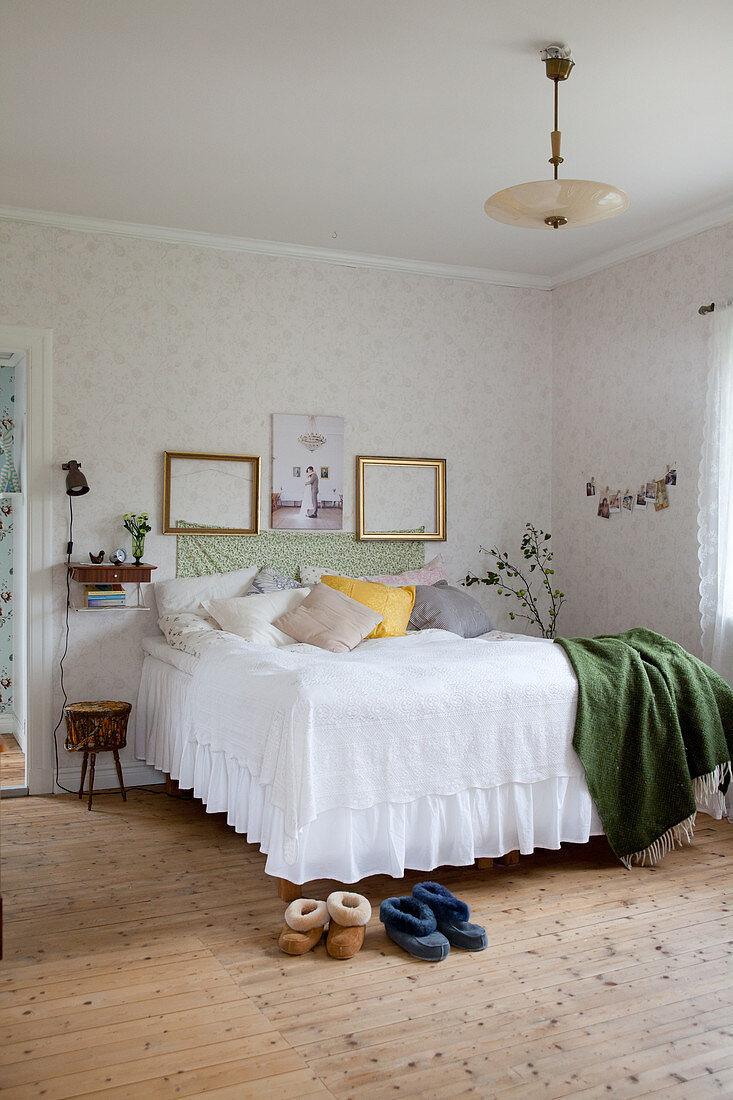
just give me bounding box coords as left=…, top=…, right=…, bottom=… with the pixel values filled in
left=202, top=588, right=310, bottom=647
left=299, top=563, right=339, bottom=586
left=158, top=612, right=214, bottom=642
left=153, top=566, right=259, bottom=619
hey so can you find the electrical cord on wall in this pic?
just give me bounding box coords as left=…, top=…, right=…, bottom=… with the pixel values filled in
left=51, top=494, right=76, bottom=794
left=52, top=496, right=188, bottom=801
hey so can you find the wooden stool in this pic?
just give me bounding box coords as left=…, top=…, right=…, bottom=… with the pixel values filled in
left=64, top=701, right=132, bottom=810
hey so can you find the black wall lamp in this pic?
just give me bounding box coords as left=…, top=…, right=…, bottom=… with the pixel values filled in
left=61, top=460, right=90, bottom=496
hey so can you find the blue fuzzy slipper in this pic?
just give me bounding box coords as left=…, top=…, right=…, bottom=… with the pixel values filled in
left=412, top=882, right=488, bottom=951
left=379, top=896, right=450, bottom=962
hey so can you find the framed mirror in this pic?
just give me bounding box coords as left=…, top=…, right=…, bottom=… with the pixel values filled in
left=355, top=456, right=446, bottom=541
left=163, top=451, right=261, bottom=535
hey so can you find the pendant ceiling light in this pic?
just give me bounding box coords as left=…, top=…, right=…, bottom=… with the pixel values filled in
left=484, top=46, right=629, bottom=230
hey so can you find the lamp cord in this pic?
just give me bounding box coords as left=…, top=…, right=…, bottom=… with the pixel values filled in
left=51, top=494, right=184, bottom=801
left=51, top=495, right=75, bottom=794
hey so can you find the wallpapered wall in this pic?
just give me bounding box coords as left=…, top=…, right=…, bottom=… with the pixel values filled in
left=0, top=218, right=553, bottom=784
left=0, top=363, right=15, bottom=713
left=552, top=222, right=732, bottom=656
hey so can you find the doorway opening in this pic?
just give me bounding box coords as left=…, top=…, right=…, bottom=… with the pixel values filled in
left=0, top=350, right=27, bottom=794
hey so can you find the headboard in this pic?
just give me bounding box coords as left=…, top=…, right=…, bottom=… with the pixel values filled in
left=176, top=526, right=425, bottom=579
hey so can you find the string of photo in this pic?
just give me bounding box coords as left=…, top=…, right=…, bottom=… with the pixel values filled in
left=583, top=464, right=677, bottom=519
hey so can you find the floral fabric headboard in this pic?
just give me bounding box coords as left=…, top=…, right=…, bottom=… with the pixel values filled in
left=175, top=525, right=425, bottom=580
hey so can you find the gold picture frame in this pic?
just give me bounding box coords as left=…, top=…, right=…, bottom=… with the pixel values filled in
left=163, top=451, right=261, bottom=535
left=355, top=456, right=446, bottom=541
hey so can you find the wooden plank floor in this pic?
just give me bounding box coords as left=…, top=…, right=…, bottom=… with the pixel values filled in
left=1, top=733, right=25, bottom=789
left=1, top=793, right=731, bottom=1098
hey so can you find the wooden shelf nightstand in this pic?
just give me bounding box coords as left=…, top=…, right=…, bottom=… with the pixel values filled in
left=67, top=562, right=157, bottom=610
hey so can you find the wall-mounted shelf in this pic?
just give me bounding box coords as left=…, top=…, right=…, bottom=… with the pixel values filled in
left=68, top=563, right=157, bottom=584
left=67, top=562, right=157, bottom=611
left=71, top=605, right=152, bottom=613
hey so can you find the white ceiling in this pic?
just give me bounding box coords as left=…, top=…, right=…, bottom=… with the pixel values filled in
left=1, top=0, right=731, bottom=283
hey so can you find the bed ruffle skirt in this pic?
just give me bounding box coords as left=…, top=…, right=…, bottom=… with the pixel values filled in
left=171, top=740, right=603, bottom=883
left=136, top=653, right=604, bottom=883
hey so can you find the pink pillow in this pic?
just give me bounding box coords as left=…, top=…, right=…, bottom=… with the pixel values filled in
left=360, top=554, right=448, bottom=588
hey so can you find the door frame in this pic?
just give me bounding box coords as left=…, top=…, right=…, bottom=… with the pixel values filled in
left=0, top=324, right=53, bottom=793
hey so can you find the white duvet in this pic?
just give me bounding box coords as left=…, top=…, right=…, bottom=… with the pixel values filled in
left=189, top=628, right=581, bottom=863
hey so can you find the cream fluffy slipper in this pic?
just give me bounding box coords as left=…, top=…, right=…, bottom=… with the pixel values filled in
left=325, top=891, right=372, bottom=959
left=278, top=898, right=329, bottom=956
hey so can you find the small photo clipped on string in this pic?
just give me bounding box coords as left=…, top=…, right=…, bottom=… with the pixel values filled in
left=636, top=486, right=647, bottom=508
left=608, top=490, right=621, bottom=514
left=655, top=478, right=670, bottom=512
left=645, top=480, right=657, bottom=503
left=586, top=476, right=596, bottom=497
left=598, top=494, right=610, bottom=519
left=665, top=465, right=677, bottom=486
left=622, top=492, right=634, bottom=513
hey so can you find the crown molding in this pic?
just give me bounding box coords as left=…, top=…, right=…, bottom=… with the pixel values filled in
left=0, top=205, right=552, bottom=291
left=1, top=201, right=730, bottom=293
left=549, top=201, right=733, bottom=288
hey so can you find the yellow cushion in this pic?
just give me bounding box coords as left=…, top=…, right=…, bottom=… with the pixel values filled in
left=320, top=576, right=415, bottom=639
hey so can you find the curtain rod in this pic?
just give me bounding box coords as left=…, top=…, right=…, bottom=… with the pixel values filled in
left=699, top=302, right=715, bottom=315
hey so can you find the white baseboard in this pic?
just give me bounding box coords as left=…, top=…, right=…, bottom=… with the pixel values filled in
left=0, top=713, right=18, bottom=735
left=56, top=759, right=164, bottom=793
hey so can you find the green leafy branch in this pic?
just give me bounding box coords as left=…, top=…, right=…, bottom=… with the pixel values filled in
left=464, top=522, right=566, bottom=639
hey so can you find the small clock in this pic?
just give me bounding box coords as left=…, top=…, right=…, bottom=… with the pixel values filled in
left=109, top=548, right=127, bottom=565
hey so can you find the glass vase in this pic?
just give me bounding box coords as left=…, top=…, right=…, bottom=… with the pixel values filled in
left=131, top=532, right=145, bottom=563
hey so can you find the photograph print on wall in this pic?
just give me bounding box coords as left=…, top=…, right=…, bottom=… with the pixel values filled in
left=272, top=413, right=344, bottom=530
left=655, top=479, right=670, bottom=512
left=636, top=486, right=647, bottom=507
left=622, top=493, right=634, bottom=513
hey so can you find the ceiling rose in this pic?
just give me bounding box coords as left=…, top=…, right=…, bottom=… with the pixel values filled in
left=484, top=46, right=629, bottom=230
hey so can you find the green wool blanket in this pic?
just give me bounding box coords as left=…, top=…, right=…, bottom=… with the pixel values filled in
left=555, top=628, right=733, bottom=867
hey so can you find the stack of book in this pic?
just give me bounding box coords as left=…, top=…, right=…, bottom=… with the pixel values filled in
left=84, top=583, right=126, bottom=609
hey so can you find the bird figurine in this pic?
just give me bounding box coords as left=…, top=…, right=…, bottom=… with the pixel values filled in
left=89, top=550, right=105, bottom=564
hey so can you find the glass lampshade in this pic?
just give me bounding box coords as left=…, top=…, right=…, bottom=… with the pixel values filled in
left=484, top=178, right=630, bottom=229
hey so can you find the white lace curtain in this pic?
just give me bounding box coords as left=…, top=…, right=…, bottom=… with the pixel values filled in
left=698, top=298, right=733, bottom=680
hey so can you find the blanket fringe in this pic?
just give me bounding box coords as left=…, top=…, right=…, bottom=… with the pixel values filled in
left=621, top=761, right=731, bottom=868
left=621, top=813, right=697, bottom=869
left=693, top=761, right=731, bottom=817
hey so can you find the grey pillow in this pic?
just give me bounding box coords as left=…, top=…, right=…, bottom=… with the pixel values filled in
left=248, top=567, right=302, bottom=594
left=408, top=582, right=493, bottom=638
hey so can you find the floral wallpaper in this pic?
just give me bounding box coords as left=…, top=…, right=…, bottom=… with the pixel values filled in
left=0, top=217, right=553, bottom=783
left=552, top=223, right=733, bottom=656
left=0, top=363, right=15, bottom=713
left=2, top=212, right=730, bottom=785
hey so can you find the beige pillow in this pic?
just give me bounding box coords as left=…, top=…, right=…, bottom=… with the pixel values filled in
left=202, top=588, right=309, bottom=647
left=272, top=583, right=384, bottom=653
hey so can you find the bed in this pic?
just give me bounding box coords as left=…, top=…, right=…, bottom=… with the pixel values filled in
left=136, top=533, right=731, bottom=898
left=136, top=621, right=606, bottom=893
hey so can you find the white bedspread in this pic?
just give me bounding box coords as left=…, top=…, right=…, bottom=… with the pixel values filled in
left=190, top=629, right=581, bottom=864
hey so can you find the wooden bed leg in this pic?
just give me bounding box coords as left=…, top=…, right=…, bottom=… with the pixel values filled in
left=164, top=774, right=194, bottom=799
left=277, top=878, right=302, bottom=904
left=497, top=849, right=520, bottom=866
left=476, top=857, right=494, bottom=870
